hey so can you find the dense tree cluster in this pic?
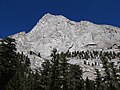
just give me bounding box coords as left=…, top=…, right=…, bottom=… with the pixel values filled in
left=0, top=37, right=31, bottom=90
left=66, top=50, right=120, bottom=60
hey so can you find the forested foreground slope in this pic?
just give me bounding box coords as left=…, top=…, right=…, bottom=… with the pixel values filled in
left=0, top=37, right=120, bottom=90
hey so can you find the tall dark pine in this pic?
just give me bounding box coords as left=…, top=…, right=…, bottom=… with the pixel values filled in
left=68, top=64, right=83, bottom=90
left=0, top=37, right=17, bottom=90
left=5, top=52, right=31, bottom=90
left=50, top=48, right=61, bottom=90
left=95, top=69, right=102, bottom=90
left=40, top=59, right=51, bottom=90
left=85, top=77, right=95, bottom=90
left=59, top=52, right=69, bottom=90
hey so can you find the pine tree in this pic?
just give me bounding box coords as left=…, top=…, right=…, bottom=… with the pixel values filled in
left=0, top=37, right=31, bottom=90
left=40, top=59, right=51, bottom=90
left=95, top=69, right=102, bottom=90
left=68, top=64, right=83, bottom=90
left=5, top=50, right=31, bottom=90
left=59, top=52, right=69, bottom=90
left=0, top=37, right=17, bottom=90
left=50, top=48, right=61, bottom=90
left=85, top=77, right=90, bottom=90
left=85, top=77, right=95, bottom=90
left=38, top=53, right=41, bottom=57
left=109, top=62, right=120, bottom=90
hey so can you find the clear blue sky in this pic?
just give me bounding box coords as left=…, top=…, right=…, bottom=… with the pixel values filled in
left=0, top=0, right=120, bottom=37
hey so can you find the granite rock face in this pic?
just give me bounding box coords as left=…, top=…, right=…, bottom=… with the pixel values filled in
left=11, top=13, right=120, bottom=79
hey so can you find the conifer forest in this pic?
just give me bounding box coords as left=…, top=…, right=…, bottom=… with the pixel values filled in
left=0, top=37, right=120, bottom=90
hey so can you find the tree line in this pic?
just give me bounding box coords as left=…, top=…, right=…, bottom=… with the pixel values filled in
left=0, top=37, right=120, bottom=90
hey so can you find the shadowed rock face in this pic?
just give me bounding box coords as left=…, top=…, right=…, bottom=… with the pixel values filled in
left=11, top=13, right=120, bottom=79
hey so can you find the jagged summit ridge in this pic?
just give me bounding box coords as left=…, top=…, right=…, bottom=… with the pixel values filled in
left=28, top=13, right=72, bottom=39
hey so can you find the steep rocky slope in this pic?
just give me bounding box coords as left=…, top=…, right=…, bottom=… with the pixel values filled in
left=11, top=13, right=120, bottom=79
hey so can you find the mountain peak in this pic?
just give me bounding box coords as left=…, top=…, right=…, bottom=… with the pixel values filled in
left=12, top=13, right=120, bottom=63
left=11, top=14, right=120, bottom=79
left=28, top=13, right=70, bottom=36
left=41, top=13, right=54, bottom=19
left=39, top=13, right=68, bottom=22
left=26, top=14, right=120, bottom=47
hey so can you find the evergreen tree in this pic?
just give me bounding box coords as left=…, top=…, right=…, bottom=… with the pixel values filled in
left=68, top=64, right=83, bottom=90
left=95, top=69, right=102, bottom=90
left=0, top=37, right=31, bottom=90
left=38, top=53, right=41, bottom=57
left=85, top=77, right=90, bottom=90
left=0, top=37, right=17, bottom=90
left=59, top=52, right=69, bottom=90
left=40, top=59, right=51, bottom=90
left=109, top=62, right=120, bottom=90
left=50, top=48, right=61, bottom=90
left=85, top=77, right=95, bottom=90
